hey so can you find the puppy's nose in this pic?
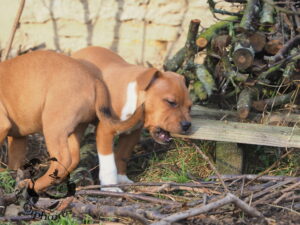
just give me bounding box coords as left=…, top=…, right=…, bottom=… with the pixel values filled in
left=180, top=121, right=191, bottom=132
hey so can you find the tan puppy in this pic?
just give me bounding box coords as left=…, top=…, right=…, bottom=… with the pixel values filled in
left=72, top=46, right=192, bottom=184
left=0, top=50, right=143, bottom=193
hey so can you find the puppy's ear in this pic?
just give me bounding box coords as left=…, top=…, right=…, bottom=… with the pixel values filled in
left=137, top=68, right=161, bottom=90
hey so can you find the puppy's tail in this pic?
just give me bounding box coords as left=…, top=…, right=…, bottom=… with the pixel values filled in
left=95, top=79, right=144, bottom=134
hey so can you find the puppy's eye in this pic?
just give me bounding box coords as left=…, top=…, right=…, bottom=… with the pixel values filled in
left=165, top=99, right=177, bottom=107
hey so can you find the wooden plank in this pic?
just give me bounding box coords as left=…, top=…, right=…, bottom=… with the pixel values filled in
left=191, top=105, right=300, bottom=123
left=173, top=118, right=300, bottom=148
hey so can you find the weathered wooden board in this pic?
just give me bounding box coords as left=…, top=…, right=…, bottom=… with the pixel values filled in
left=173, top=118, right=300, bottom=148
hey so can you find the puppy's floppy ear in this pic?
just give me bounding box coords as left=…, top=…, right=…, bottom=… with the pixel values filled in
left=137, top=68, right=161, bottom=90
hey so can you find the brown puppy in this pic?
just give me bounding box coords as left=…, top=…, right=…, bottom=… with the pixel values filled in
left=72, top=46, right=192, bottom=184
left=0, top=50, right=143, bottom=193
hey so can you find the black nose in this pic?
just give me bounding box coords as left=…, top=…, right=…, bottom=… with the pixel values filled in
left=180, top=121, right=191, bottom=132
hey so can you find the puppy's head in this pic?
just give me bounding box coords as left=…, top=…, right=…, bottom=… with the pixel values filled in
left=137, top=68, right=192, bottom=144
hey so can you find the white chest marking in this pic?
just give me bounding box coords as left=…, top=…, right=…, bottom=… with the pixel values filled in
left=121, top=81, right=137, bottom=121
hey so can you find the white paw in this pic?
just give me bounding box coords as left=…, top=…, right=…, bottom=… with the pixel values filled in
left=117, top=174, right=134, bottom=184
left=101, top=187, right=123, bottom=192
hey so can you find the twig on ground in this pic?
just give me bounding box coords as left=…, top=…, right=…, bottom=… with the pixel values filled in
left=76, top=182, right=217, bottom=191
left=189, top=141, right=230, bottom=193
left=208, top=174, right=296, bottom=182
left=150, top=193, right=263, bottom=225
left=76, top=190, right=181, bottom=207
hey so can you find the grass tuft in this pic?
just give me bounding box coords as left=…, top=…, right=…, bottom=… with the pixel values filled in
left=0, top=170, right=16, bottom=193
left=136, top=139, right=213, bottom=182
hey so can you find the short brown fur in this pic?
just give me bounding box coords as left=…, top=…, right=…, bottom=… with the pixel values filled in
left=1, top=50, right=143, bottom=192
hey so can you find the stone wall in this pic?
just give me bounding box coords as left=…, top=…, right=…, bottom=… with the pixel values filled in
left=0, top=0, right=229, bottom=67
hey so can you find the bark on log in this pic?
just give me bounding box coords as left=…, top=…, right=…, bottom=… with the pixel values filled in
left=195, top=64, right=216, bottom=96
left=184, top=19, right=201, bottom=64
left=196, top=16, right=238, bottom=49
left=163, top=48, right=185, bottom=72
left=193, top=81, right=208, bottom=101
left=252, top=92, right=294, bottom=111
left=238, top=0, right=259, bottom=31
left=164, top=19, right=200, bottom=72
left=273, top=34, right=300, bottom=62
left=260, top=1, right=275, bottom=25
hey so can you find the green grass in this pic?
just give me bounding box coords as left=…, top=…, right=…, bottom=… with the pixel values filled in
left=0, top=170, right=16, bottom=193
left=48, top=214, right=79, bottom=225
left=137, top=139, right=213, bottom=182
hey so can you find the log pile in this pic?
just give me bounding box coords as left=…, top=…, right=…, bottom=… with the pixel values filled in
left=165, top=0, right=300, bottom=120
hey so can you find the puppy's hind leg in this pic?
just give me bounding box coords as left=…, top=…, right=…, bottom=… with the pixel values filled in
left=0, top=106, right=11, bottom=163
left=7, top=136, right=27, bottom=170
left=65, top=124, right=87, bottom=173
left=25, top=108, right=76, bottom=192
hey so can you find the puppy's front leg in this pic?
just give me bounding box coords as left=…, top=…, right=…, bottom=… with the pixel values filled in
left=96, top=123, right=122, bottom=192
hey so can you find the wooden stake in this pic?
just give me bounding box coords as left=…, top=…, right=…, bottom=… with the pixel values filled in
left=1, top=0, right=26, bottom=61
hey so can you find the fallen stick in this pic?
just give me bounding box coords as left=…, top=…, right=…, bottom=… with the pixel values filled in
left=71, top=201, right=149, bottom=225
left=150, top=193, right=263, bottom=225
left=1, top=0, right=26, bottom=61
left=0, top=215, right=33, bottom=222
left=273, top=34, right=300, bottom=62
left=252, top=92, right=293, bottom=112
left=76, top=181, right=217, bottom=191
left=244, top=178, right=299, bottom=203
left=208, top=174, right=297, bottom=182
left=76, top=190, right=181, bottom=206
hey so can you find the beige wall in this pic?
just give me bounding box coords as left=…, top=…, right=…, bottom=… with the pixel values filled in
left=0, top=0, right=228, bottom=67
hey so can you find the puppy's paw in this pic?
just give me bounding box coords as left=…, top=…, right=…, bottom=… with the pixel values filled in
left=101, top=187, right=123, bottom=192
left=117, top=174, right=134, bottom=184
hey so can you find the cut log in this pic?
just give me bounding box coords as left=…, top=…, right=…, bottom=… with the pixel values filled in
left=196, top=16, right=238, bottom=49
left=211, top=34, right=231, bottom=55
left=233, top=42, right=255, bottom=71
left=237, top=87, right=258, bottom=119
left=248, top=32, right=266, bottom=53
left=264, top=39, right=283, bottom=55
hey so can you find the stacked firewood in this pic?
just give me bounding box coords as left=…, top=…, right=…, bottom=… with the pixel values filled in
left=164, top=0, right=300, bottom=120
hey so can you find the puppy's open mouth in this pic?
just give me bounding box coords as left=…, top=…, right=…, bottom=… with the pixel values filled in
left=151, top=127, right=172, bottom=144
